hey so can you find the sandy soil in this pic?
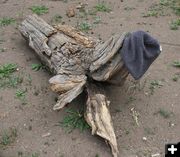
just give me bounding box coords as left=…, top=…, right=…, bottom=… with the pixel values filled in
left=0, top=0, right=180, bottom=157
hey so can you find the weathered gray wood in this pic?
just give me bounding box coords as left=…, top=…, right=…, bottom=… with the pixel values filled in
left=85, top=82, right=118, bottom=157
left=19, top=14, right=129, bottom=157
left=49, top=74, right=87, bottom=110
left=90, top=33, right=126, bottom=72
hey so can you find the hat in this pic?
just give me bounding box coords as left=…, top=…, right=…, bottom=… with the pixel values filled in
left=120, top=31, right=161, bottom=80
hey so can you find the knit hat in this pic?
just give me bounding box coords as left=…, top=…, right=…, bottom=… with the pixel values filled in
left=120, top=31, right=161, bottom=80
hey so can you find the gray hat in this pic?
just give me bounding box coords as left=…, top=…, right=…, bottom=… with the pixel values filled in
left=120, top=31, right=161, bottom=80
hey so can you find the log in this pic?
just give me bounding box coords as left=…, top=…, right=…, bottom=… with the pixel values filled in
left=19, top=14, right=129, bottom=157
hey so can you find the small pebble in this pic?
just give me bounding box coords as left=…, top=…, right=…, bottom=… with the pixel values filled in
left=66, top=7, right=75, bottom=17
left=42, top=132, right=51, bottom=137
left=151, top=153, right=160, bottom=157
left=143, top=137, right=147, bottom=141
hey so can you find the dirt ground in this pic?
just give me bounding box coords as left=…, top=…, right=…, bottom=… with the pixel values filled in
left=0, top=0, right=180, bottom=157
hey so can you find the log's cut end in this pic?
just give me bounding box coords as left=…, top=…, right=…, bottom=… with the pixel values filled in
left=19, top=14, right=57, bottom=38
left=85, top=84, right=119, bottom=157
left=18, top=14, right=57, bottom=68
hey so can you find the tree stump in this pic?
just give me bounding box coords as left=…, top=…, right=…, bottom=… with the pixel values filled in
left=19, top=14, right=129, bottom=157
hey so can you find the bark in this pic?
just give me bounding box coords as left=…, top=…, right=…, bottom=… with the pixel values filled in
left=19, top=14, right=129, bottom=157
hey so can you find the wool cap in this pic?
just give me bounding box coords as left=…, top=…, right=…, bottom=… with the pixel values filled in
left=120, top=31, right=161, bottom=80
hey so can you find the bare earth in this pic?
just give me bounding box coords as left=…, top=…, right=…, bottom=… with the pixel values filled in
left=0, top=0, right=180, bottom=157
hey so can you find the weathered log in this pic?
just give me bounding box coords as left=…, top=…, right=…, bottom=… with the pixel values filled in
left=19, top=14, right=129, bottom=157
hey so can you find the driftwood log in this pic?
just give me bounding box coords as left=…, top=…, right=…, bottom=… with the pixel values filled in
left=19, top=14, right=129, bottom=157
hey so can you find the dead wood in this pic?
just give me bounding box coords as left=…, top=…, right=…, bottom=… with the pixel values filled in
left=19, top=14, right=129, bottom=157
left=85, top=82, right=118, bottom=157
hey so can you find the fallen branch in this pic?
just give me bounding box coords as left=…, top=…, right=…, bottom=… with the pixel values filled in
left=19, top=14, right=160, bottom=157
